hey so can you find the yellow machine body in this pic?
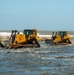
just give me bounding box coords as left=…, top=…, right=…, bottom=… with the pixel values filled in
left=53, top=34, right=61, bottom=43
left=14, top=34, right=26, bottom=44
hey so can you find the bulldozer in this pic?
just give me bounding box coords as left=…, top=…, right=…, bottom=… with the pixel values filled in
left=9, top=29, right=40, bottom=49
left=45, top=31, right=71, bottom=45
left=53, top=31, right=71, bottom=44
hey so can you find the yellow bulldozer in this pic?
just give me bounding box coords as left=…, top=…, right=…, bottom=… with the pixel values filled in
left=53, top=31, right=71, bottom=44
left=9, top=29, right=40, bottom=49
left=45, top=31, right=71, bottom=45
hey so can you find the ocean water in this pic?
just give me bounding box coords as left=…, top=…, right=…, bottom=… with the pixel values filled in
left=0, top=43, right=74, bottom=75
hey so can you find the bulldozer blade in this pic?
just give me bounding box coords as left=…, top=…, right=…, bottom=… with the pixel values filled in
left=45, top=39, right=54, bottom=45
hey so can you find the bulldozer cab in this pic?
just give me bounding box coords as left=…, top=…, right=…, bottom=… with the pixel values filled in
left=23, top=29, right=37, bottom=38
left=58, top=31, right=67, bottom=39
left=23, top=29, right=34, bottom=38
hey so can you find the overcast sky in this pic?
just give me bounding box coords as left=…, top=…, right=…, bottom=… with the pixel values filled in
left=0, top=0, right=74, bottom=31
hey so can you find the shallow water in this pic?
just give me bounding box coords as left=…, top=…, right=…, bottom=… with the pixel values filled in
left=0, top=43, right=74, bottom=75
